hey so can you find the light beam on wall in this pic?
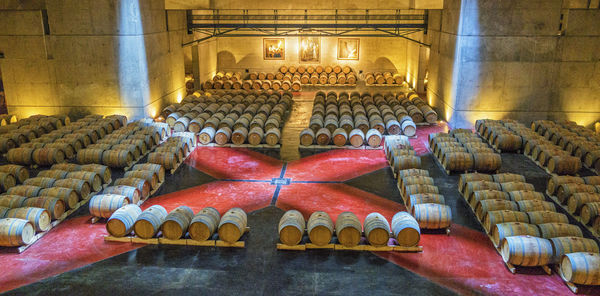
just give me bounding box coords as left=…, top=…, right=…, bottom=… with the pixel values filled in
left=118, top=0, right=150, bottom=119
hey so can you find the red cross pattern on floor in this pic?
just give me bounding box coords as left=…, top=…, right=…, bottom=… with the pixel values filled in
left=0, top=126, right=598, bottom=295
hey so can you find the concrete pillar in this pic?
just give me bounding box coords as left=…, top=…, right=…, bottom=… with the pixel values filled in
left=426, top=0, right=600, bottom=128
left=191, top=44, right=201, bottom=91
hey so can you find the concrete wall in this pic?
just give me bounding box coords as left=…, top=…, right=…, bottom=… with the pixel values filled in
left=427, top=0, right=600, bottom=129
left=213, top=36, right=421, bottom=79
left=0, top=0, right=188, bottom=120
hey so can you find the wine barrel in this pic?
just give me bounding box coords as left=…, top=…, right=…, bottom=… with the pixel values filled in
left=133, top=205, right=168, bottom=239
left=491, top=222, right=540, bottom=247
left=67, top=171, right=102, bottom=192
left=396, top=168, right=427, bottom=186
left=51, top=163, right=81, bottom=172
left=0, top=218, right=35, bottom=247
left=39, top=187, right=79, bottom=209
left=299, top=128, right=315, bottom=146
left=103, top=185, right=141, bottom=205
left=22, top=197, right=65, bottom=219
left=443, top=152, right=474, bottom=172
left=550, top=237, right=599, bottom=264
left=547, top=175, right=584, bottom=195
left=132, top=163, right=165, bottom=183
left=391, top=212, right=420, bottom=247
left=218, top=207, right=247, bottom=243
left=557, top=183, right=597, bottom=204
left=331, top=128, right=347, bottom=147
left=401, top=120, right=417, bottom=137
left=470, top=190, right=510, bottom=209
left=6, top=207, right=51, bottom=232
left=547, top=155, right=581, bottom=175
left=559, top=252, right=600, bottom=285
left=264, top=128, right=281, bottom=146
left=76, top=149, right=104, bottom=165
left=23, top=177, right=55, bottom=189
left=476, top=199, right=519, bottom=220
left=0, top=172, right=16, bottom=191
left=472, top=153, right=501, bottom=173
left=7, top=185, right=41, bottom=198
left=500, top=182, right=535, bottom=192
left=102, top=149, right=133, bottom=168
left=348, top=129, right=365, bottom=147
left=114, top=177, right=150, bottom=199
left=37, top=169, right=68, bottom=180
left=411, top=203, right=452, bottom=229
left=107, top=204, right=141, bottom=237
left=407, top=194, right=445, bottom=212
left=214, top=127, right=232, bottom=146
left=0, top=195, right=27, bottom=208
left=277, top=210, right=305, bottom=246
left=306, top=211, right=334, bottom=246
left=518, top=200, right=556, bottom=212
left=581, top=202, right=600, bottom=225
left=364, top=212, right=390, bottom=247
left=229, top=127, right=248, bottom=145
left=458, top=173, right=494, bottom=192
left=483, top=210, right=529, bottom=233
left=567, top=192, right=600, bottom=214
left=315, top=128, right=331, bottom=145
left=89, top=194, right=130, bottom=218
left=7, top=148, right=34, bottom=165
left=508, top=191, right=545, bottom=202
left=526, top=211, right=566, bottom=227
left=0, top=137, right=17, bottom=153
left=463, top=181, right=502, bottom=202
left=335, top=211, right=362, bottom=247
left=125, top=170, right=158, bottom=191
left=53, top=178, right=91, bottom=199
left=500, top=235, right=553, bottom=267
left=161, top=206, right=194, bottom=240
left=365, top=129, right=382, bottom=148
left=537, top=223, right=583, bottom=239
left=79, top=164, right=111, bottom=185
left=401, top=176, right=434, bottom=197
left=0, top=164, right=29, bottom=184
left=188, top=207, right=221, bottom=241
left=198, top=126, right=216, bottom=145
left=393, top=155, right=422, bottom=173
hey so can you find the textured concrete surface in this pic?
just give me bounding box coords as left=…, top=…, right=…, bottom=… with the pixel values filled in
left=426, top=0, right=600, bottom=129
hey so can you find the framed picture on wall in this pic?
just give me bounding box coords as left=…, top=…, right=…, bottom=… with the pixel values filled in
left=264, top=38, right=285, bottom=60
left=299, top=36, right=320, bottom=63
left=338, top=38, right=359, bottom=60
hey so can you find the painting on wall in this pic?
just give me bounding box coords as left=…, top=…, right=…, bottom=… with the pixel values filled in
left=263, top=38, right=285, bottom=60
left=338, top=38, right=359, bottom=60
left=299, top=36, right=320, bottom=63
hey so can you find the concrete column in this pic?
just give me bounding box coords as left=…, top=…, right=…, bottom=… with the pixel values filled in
left=191, top=44, right=201, bottom=91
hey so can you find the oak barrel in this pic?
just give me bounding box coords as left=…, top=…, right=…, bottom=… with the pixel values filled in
left=412, top=203, right=452, bottom=229
left=89, top=194, right=130, bottom=218
left=189, top=207, right=221, bottom=241
left=0, top=165, right=29, bottom=183
left=218, top=207, right=247, bottom=243
left=364, top=212, right=390, bottom=247
left=491, top=222, right=540, bottom=247
left=53, top=178, right=91, bottom=199
left=550, top=237, right=599, bottom=264
left=67, top=171, right=102, bottom=192
left=483, top=210, right=529, bottom=233
left=559, top=252, right=600, bottom=285
left=335, top=211, right=362, bottom=247
left=107, top=204, right=141, bottom=237
left=133, top=205, right=168, bottom=239
left=278, top=209, right=305, bottom=246
left=537, top=223, right=583, bottom=239
left=22, top=197, right=65, bottom=219
left=391, top=211, right=420, bottom=247
left=81, top=164, right=111, bottom=184
left=161, top=206, right=194, bottom=240
left=0, top=218, right=35, bottom=246
left=500, top=235, right=552, bottom=267
left=132, top=163, right=165, bottom=183
left=6, top=207, right=51, bottom=232
left=39, top=187, right=79, bottom=209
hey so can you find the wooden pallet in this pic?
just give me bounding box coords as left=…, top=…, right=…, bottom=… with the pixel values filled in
left=277, top=236, right=423, bottom=252
left=1, top=189, right=105, bottom=253
left=194, top=143, right=281, bottom=149
left=298, top=144, right=383, bottom=150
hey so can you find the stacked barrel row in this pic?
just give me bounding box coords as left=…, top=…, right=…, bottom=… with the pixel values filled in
left=247, top=71, right=301, bottom=91
left=144, top=132, right=195, bottom=172
left=202, top=72, right=243, bottom=90
left=165, top=91, right=292, bottom=146
left=0, top=114, right=69, bottom=154
left=384, top=135, right=419, bottom=175
left=429, top=129, right=501, bottom=173
left=396, top=168, right=453, bottom=231
left=531, top=120, right=600, bottom=174
left=458, top=172, right=600, bottom=285
left=6, top=115, right=127, bottom=167
left=547, top=175, right=600, bottom=236
left=77, top=121, right=164, bottom=169
left=278, top=65, right=356, bottom=86
left=364, top=72, right=404, bottom=85
left=0, top=163, right=113, bottom=247
left=104, top=204, right=247, bottom=244
left=0, top=114, right=18, bottom=126
left=278, top=210, right=421, bottom=248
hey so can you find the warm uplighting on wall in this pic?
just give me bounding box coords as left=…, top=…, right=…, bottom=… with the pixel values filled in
left=155, top=115, right=165, bottom=123
left=176, top=93, right=183, bottom=103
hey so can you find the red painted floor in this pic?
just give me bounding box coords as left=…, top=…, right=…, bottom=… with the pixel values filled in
left=2, top=123, right=599, bottom=295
